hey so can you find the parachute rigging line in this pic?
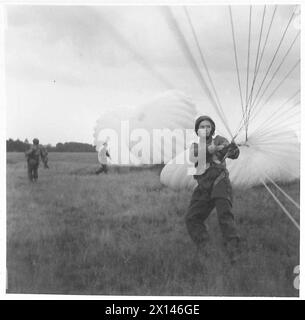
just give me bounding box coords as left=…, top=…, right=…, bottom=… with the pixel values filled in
left=255, top=59, right=300, bottom=112
left=100, top=16, right=174, bottom=89
left=234, top=8, right=299, bottom=141
left=244, top=5, right=267, bottom=136
left=183, top=6, right=230, bottom=129
left=264, top=174, right=300, bottom=210
left=250, top=83, right=300, bottom=129
left=229, top=6, right=246, bottom=121
left=251, top=91, right=300, bottom=136
left=252, top=107, right=300, bottom=139
left=254, top=107, right=300, bottom=135
left=254, top=6, right=278, bottom=79
left=246, top=6, right=298, bottom=117
left=245, top=5, right=278, bottom=122
left=250, top=31, right=300, bottom=114
left=245, top=6, right=252, bottom=113
left=163, top=6, right=234, bottom=138
left=233, top=6, right=267, bottom=140
left=261, top=180, right=300, bottom=230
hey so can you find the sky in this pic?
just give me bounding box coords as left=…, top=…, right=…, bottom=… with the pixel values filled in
left=5, top=4, right=300, bottom=145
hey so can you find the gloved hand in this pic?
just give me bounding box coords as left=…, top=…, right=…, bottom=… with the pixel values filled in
left=208, top=144, right=225, bottom=154
left=226, top=142, right=239, bottom=158
left=228, top=142, right=238, bottom=152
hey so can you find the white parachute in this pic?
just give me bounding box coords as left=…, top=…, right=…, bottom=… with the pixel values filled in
left=93, top=90, right=197, bottom=165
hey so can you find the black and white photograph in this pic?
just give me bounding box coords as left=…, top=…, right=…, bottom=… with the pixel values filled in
left=3, top=1, right=301, bottom=298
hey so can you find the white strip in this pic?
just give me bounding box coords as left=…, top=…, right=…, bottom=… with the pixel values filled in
left=265, top=174, right=300, bottom=210
left=261, top=180, right=300, bottom=231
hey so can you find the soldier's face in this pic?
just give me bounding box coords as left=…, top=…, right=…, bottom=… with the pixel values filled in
left=198, top=120, right=212, bottom=137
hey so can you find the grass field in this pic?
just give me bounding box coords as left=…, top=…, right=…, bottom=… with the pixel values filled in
left=6, top=152, right=300, bottom=296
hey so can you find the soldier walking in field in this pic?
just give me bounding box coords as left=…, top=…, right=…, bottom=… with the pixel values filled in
left=25, top=138, right=49, bottom=182
left=96, top=141, right=111, bottom=175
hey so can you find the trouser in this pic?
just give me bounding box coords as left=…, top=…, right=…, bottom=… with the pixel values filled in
left=27, top=161, right=39, bottom=182
left=96, top=164, right=108, bottom=174
left=185, top=197, right=239, bottom=246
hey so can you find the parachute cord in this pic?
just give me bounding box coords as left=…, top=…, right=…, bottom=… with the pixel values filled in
left=251, top=107, right=300, bottom=140
left=229, top=6, right=246, bottom=121
left=264, top=174, right=300, bottom=210
left=99, top=16, right=174, bottom=90
left=253, top=107, right=300, bottom=136
left=250, top=31, right=300, bottom=114
left=244, top=5, right=267, bottom=136
left=233, top=94, right=299, bottom=142
left=250, top=86, right=300, bottom=129
left=255, top=120, right=300, bottom=142
left=183, top=7, right=230, bottom=130
left=245, top=5, right=278, bottom=124
left=245, top=6, right=252, bottom=117
left=246, top=6, right=298, bottom=118
left=232, top=6, right=252, bottom=142
left=249, top=59, right=300, bottom=121
left=233, top=5, right=266, bottom=141
left=254, top=6, right=278, bottom=77
left=261, top=180, right=300, bottom=231
left=241, top=59, right=300, bottom=140
left=250, top=92, right=300, bottom=136
left=163, top=6, right=233, bottom=139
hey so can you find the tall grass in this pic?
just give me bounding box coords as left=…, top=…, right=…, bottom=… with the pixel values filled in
left=6, top=152, right=300, bottom=296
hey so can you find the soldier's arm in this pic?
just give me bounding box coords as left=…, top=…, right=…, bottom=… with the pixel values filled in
left=25, top=146, right=34, bottom=157
left=207, top=136, right=228, bottom=154
left=212, top=136, right=239, bottom=160
left=40, top=146, right=49, bottom=167
left=214, top=135, right=230, bottom=147
left=216, top=137, right=240, bottom=160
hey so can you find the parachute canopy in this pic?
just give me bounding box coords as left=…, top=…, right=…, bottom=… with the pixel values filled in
left=93, top=90, right=197, bottom=165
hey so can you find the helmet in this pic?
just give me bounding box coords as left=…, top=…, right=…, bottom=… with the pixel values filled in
left=194, top=116, right=215, bottom=136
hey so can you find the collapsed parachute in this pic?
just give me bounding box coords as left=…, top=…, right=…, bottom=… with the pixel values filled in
left=93, top=90, right=197, bottom=165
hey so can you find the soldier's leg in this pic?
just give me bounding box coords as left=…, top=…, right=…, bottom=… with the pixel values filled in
left=103, top=164, right=108, bottom=174
left=33, top=164, right=39, bottom=182
left=215, top=197, right=241, bottom=263
left=27, top=164, right=33, bottom=181
left=215, top=198, right=239, bottom=243
left=185, top=198, right=215, bottom=247
left=95, top=165, right=103, bottom=175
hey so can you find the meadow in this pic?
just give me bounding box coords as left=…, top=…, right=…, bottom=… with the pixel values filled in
left=6, top=152, right=300, bottom=296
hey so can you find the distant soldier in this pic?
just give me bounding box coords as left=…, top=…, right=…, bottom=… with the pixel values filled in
left=96, top=142, right=111, bottom=175
left=25, top=138, right=49, bottom=182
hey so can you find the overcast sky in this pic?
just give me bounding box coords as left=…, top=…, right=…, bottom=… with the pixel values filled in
left=5, top=4, right=300, bottom=145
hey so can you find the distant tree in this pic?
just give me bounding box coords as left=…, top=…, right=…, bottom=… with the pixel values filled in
left=6, top=138, right=29, bottom=152
left=7, top=139, right=96, bottom=152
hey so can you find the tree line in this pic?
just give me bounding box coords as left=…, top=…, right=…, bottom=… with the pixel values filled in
left=6, top=139, right=96, bottom=152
